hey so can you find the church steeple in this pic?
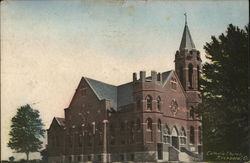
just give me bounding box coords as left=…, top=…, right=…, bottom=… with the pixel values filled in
left=179, top=14, right=196, bottom=51
left=174, top=14, right=202, bottom=92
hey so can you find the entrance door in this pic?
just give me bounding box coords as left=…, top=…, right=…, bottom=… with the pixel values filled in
left=172, top=136, right=179, bottom=149
left=157, top=143, right=163, bottom=160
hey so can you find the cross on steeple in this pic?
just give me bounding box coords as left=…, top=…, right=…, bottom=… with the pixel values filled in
left=179, top=13, right=195, bottom=50
left=184, top=13, right=187, bottom=25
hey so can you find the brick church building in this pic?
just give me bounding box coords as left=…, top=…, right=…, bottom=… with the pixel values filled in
left=47, top=21, right=203, bottom=163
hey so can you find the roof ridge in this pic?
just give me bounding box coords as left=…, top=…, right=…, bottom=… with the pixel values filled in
left=85, top=77, right=117, bottom=87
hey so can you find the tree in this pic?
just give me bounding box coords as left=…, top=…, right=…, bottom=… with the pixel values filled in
left=9, top=156, right=15, bottom=162
left=201, top=24, right=249, bottom=160
left=40, top=147, right=48, bottom=163
left=8, top=104, right=45, bottom=162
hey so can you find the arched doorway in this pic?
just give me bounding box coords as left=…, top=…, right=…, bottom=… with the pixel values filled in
left=171, top=127, right=179, bottom=149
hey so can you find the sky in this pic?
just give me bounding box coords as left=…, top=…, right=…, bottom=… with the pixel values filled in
left=1, top=0, right=249, bottom=160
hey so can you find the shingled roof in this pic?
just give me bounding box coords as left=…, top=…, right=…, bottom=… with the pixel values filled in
left=85, top=78, right=117, bottom=109
left=84, top=70, right=173, bottom=110
left=179, top=24, right=195, bottom=51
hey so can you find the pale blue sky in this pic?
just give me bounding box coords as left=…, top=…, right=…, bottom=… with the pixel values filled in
left=1, top=0, right=248, bottom=160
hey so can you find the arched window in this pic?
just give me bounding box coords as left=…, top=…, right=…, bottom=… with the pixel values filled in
left=172, top=126, right=179, bottom=137
left=190, top=126, right=195, bottom=144
left=136, top=118, right=141, bottom=130
left=179, top=66, right=184, bottom=86
left=190, top=106, right=195, bottom=119
left=157, top=96, right=161, bottom=111
left=163, top=125, right=170, bottom=143
left=146, top=95, right=153, bottom=110
left=180, top=127, right=187, bottom=144
left=157, top=119, right=162, bottom=131
left=171, top=77, right=177, bottom=90
left=130, top=121, right=135, bottom=144
left=197, top=66, right=200, bottom=90
left=146, top=118, right=153, bottom=131
left=198, top=126, right=202, bottom=144
left=188, top=64, right=193, bottom=89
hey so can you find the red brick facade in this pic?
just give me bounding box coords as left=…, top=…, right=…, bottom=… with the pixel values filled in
left=47, top=23, right=203, bottom=163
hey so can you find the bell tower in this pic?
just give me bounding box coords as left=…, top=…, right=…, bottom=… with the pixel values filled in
left=175, top=14, right=202, bottom=106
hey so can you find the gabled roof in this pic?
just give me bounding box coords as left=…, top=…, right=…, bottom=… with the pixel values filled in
left=179, top=24, right=196, bottom=51
left=55, top=117, right=65, bottom=127
left=85, top=77, right=117, bottom=109
left=162, top=70, right=173, bottom=83
left=117, top=82, right=133, bottom=109
left=83, top=70, right=175, bottom=111
left=48, top=117, right=65, bottom=131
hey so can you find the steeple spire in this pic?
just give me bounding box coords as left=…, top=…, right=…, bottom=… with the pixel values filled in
left=184, top=13, right=187, bottom=25
left=179, top=13, right=195, bottom=51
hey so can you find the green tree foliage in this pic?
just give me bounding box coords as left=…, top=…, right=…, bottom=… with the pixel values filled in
left=201, top=24, right=249, bottom=159
left=9, top=156, right=15, bottom=162
left=8, top=104, right=45, bottom=162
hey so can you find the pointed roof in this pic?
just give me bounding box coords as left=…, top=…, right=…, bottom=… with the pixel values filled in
left=179, top=23, right=196, bottom=50
left=82, top=71, right=174, bottom=111
left=85, top=77, right=117, bottom=109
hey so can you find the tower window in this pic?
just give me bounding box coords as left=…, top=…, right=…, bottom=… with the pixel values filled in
left=179, top=66, right=184, bottom=86
left=197, top=66, right=200, bottom=90
left=157, top=96, right=161, bottom=111
left=188, top=64, right=193, bottom=89
left=146, top=118, right=153, bottom=131
left=146, top=95, right=153, bottom=110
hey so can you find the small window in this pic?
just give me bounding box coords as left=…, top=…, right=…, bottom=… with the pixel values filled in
left=188, top=64, right=193, bottom=89
left=146, top=95, right=153, bottom=110
left=146, top=118, right=153, bottom=131
left=190, top=107, right=195, bottom=119
left=157, top=119, right=162, bottom=131
left=171, top=77, right=177, bottom=90
left=157, top=96, right=161, bottom=111
left=79, top=87, right=87, bottom=96
left=180, top=127, right=187, bottom=145
left=163, top=125, right=170, bottom=144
